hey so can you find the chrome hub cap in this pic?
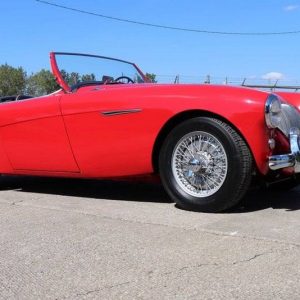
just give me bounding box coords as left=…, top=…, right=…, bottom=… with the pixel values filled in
left=172, top=131, right=228, bottom=197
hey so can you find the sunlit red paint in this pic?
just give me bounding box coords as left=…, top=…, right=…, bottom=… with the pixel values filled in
left=0, top=53, right=299, bottom=180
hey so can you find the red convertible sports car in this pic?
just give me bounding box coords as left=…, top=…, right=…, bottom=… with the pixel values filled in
left=1, top=52, right=300, bottom=212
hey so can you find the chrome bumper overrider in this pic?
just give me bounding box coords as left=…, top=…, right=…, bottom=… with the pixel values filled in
left=269, top=128, right=300, bottom=173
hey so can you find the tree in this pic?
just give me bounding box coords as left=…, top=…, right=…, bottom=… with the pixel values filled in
left=69, top=72, right=81, bottom=86
left=0, top=64, right=27, bottom=96
left=145, top=73, right=157, bottom=83
left=26, top=69, right=60, bottom=96
left=81, top=73, right=96, bottom=81
left=60, top=69, right=70, bottom=85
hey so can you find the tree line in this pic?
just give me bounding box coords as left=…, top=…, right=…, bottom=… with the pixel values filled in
left=0, top=64, right=59, bottom=97
left=0, top=63, right=157, bottom=97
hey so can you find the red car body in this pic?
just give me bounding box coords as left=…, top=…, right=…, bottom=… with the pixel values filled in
left=0, top=77, right=270, bottom=176
left=0, top=52, right=299, bottom=212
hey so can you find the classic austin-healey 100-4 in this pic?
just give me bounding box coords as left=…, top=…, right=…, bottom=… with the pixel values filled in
left=0, top=52, right=299, bottom=212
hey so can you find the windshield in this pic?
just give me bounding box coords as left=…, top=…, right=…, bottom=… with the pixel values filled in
left=50, top=52, right=147, bottom=92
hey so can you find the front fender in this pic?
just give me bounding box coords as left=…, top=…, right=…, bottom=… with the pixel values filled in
left=144, top=85, right=270, bottom=175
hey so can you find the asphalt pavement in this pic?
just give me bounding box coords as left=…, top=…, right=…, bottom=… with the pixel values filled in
left=0, top=176, right=299, bottom=299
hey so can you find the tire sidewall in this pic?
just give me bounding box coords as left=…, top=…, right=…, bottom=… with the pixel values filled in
left=159, top=117, right=246, bottom=211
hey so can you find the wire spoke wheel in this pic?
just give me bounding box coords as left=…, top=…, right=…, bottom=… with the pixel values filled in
left=172, top=131, right=228, bottom=197
left=159, top=117, right=253, bottom=212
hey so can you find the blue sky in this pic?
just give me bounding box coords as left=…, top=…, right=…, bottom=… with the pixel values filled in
left=1, top=0, right=300, bottom=84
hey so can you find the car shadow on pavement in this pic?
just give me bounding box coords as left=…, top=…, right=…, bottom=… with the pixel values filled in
left=0, top=175, right=299, bottom=212
left=227, top=188, right=300, bottom=213
left=0, top=175, right=172, bottom=203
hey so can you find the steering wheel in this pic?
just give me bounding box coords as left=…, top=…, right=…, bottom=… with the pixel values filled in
left=70, top=81, right=102, bottom=92
left=114, top=76, right=134, bottom=84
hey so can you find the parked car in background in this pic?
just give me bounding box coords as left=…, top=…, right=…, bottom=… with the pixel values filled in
left=0, top=52, right=299, bottom=212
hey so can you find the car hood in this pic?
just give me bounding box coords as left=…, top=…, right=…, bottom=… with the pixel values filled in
left=276, top=92, right=300, bottom=112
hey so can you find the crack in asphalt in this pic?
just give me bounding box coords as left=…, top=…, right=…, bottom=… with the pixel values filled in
left=3, top=199, right=300, bottom=248
left=10, top=200, right=24, bottom=206
left=162, top=250, right=277, bottom=276
left=232, top=251, right=271, bottom=265
left=69, top=248, right=294, bottom=298
left=74, top=281, right=131, bottom=298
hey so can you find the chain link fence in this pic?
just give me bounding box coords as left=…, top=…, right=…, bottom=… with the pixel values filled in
left=154, top=74, right=300, bottom=91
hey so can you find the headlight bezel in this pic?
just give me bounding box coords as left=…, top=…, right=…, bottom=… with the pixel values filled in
left=265, top=94, right=283, bottom=128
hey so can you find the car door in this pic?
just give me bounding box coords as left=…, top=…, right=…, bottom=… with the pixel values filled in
left=60, top=86, right=155, bottom=177
left=0, top=94, right=79, bottom=173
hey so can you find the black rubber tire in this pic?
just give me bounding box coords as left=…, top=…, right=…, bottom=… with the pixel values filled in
left=159, top=117, right=253, bottom=213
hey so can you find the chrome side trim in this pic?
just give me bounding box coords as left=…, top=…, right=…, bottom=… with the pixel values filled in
left=269, top=128, right=300, bottom=172
left=101, top=108, right=142, bottom=116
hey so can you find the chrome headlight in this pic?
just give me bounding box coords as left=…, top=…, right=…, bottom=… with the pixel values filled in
left=265, top=94, right=300, bottom=138
left=265, top=94, right=282, bottom=128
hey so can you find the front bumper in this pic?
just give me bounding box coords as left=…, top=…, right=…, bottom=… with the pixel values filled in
left=269, top=128, right=300, bottom=173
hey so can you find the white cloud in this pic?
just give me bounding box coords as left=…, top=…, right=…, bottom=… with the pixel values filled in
left=262, top=72, right=284, bottom=80
left=284, top=4, right=299, bottom=11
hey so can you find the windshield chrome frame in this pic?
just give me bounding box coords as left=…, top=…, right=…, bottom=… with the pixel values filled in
left=50, top=51, right=149, bottom=93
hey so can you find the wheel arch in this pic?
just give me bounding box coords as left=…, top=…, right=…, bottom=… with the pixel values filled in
left=152, top=109, right=256, bottom=173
